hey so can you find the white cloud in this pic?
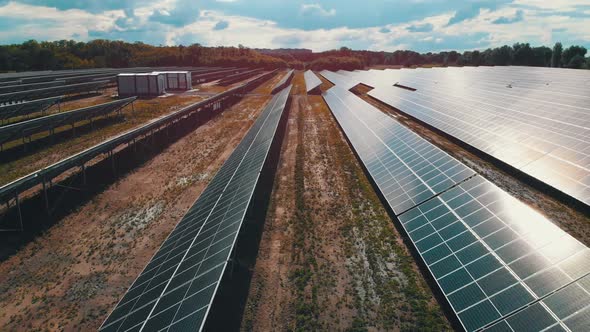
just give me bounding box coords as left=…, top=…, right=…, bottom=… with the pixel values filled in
left=0, top=1, right=587, bottom=52
left=512, top=0, right=590, bottom=11
left=133, top=0, right=177, bottom=24
left=301, top=3, right=336, bottom=17
left=0, top=1, right=125, bottom=41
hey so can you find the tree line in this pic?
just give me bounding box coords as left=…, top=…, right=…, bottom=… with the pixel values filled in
left=0, top=39, right=588, bottom=72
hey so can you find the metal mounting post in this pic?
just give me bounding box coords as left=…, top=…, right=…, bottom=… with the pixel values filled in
left=81, top=164, right=87, bottom=185
left=110, top=151, right=116, bottom=175
left=42, top=179, right=49, bottom=213
left=15, top=194, right=23, bottom=231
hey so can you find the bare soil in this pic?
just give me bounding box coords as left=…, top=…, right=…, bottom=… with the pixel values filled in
left=0, top=94, right=271, bottom=331
left=241, top=72, right=450, bottom=331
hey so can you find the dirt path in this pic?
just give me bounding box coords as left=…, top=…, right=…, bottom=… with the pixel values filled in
left=0, top=94, right=270, bottom=331
left=242, top=73, right=451, bottom=331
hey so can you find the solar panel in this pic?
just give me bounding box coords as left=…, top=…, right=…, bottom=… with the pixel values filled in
left=319, top=70, right=358, bottom=90
left=0, top=97, right=136, bottom=147
left=99, top=85, right=292, bottom=332
left=271, top=69, right=294, bottom=94
left=0, top=96, right=62, bottom=123
left=329, top=67, right=590, bottom=208
left=218, top=69, right=264, bottom=86
left=324, top=86, right=474, bottom=214
left=399, top=176, right=590, bottom=331
left=62, top=73, right=117, bottom=84
left=322, top=86, right=590, bottom=331
left=0, top=80, right=65, bottom=94
left=303, top=70, right=322, bottom=94
left=0, top=80, right=108, bottom=105
left=0, top=80, right=22, bottom=87
left=192, top=69, right=240, bottom=84
left=0, top=78, right=265, bottom=206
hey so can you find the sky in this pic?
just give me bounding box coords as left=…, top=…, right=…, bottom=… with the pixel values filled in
left=0, top=0, right=589, bottom=52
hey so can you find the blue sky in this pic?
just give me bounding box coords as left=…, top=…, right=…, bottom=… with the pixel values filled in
left=0, top=0, right=588, bottom=52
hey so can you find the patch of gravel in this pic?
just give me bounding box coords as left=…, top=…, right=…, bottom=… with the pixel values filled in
left=65, top=272, right=108, bottom=302
left=117, top=201, right=165, bottom=232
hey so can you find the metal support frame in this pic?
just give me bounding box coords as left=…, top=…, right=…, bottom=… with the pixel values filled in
left=15, top=194, right=23, bottom=231
left=109, top=150, right=116, bottom=175
left=42, top=179, right=49, bottom=213
left=81, top=164, right=87, bottom=185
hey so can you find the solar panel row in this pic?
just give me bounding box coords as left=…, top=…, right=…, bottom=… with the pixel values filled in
left=0, top=78, right=261, bottom=206
left=0, top=67, right=217, bottom=85
left=271, top=69, right=294, bottom=94
left=0, top=97, right=136, bottom=147
left=303, top=70, right=322, bottom=94
left=0, top=96, right=62, bottom=123
left=0, top=80, right=22, bottom=87
left=0, top=80, right=65, bottom=94
left=0, top=80, right=108, bottom=105
left=62, top=73, right=118, bottom=85
left=192, top=69, right=240, bottom=84
left=218, top=69, right=265, bottom=86
left=324, top=86, right=475, bottom=215
left=99, top=85, right=292, bottom=332
left=322, top=85, right=590, bottom=332
left=329, top=67, right=590, bottom=209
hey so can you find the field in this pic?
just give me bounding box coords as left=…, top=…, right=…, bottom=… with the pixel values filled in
left=241, top=72, right=450, bottom=331
left=0, top=67, right=588, bottom=332
left=0, top=73, right=273, bottom=329
left=0, top=91, right=205, bottom=186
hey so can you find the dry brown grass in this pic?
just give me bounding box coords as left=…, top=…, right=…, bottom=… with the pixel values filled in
left=289, top=71, right=306, bottom=95
left=242, top=76, right=450, bottom=331
left=252, top=71, right=284, bottom=95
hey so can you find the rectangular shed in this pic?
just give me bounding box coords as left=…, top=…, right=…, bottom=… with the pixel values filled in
left=153, top=71, right=192, bottom=91
left=117, top=73, right=166, bottom=97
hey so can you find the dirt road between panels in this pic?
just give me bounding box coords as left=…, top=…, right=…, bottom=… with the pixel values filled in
left=241, top=75, right=451, bottom=331
left=0, top=94, right=271, bottom=331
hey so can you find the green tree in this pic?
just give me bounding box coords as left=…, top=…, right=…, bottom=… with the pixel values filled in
left=551, top=42, right=563, bottom=67
left=491, top=45, right=513, bottom=65
left=561, top=45, right=587, bottom=68
left=513, top=43, right=534, bottom=65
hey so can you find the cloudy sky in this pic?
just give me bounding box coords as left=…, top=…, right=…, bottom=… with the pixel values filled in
left=0, top=0, right=589, bottom=52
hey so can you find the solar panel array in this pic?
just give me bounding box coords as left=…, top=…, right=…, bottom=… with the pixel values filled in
left=100, top=85, right=291, bottom=332
left=324, top=86, right=475, bottom=214
left=0, top=77, right=263, bottom=204
left=0, top=80, right=65, bottom=94
left=303, top=70, right=322, bottom=94
left=218, top=69, right=264, bottom=86
left=329, top=66, right=590, bottom=208
left=0, top=80, right=108, bottom=105
left=192, top=69, right=241, bottom=84
left=0, top=80, right=22, bottom=87
left=62, top=73, right=118, bottom=85
left=322, top=85, right=590, bottom=331
left=0, top=96, right=62, bottom=122
left=0, top=97, right=136, bottom=146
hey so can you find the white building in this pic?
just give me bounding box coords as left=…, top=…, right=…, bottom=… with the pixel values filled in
left=117, top=71, right=192, bottom=97
left=153, top=71, right=192, bottom=91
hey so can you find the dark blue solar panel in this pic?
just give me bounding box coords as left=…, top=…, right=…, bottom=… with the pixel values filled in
left=100, top=85, right=291, bottom=332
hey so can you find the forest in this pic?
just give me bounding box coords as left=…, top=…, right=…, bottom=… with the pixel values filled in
left=0, top=39, right=588, bottom=72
